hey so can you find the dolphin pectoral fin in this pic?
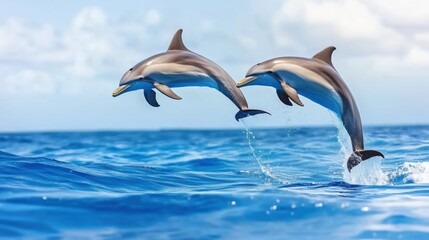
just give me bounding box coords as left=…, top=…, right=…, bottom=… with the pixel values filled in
left=347, top=150, right=385, bottom=172
left=153, top=82, right=182, bottom=100
left=235, top=109, right=271, bottom=121
left=276, top=90, right=293, bottom=106
left=280, top=81, right=304, bottom=106
left=144, top=89, right=160, bottom=107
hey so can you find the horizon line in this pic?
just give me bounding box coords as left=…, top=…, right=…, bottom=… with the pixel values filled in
left=1, top=123, right=428, bottom=134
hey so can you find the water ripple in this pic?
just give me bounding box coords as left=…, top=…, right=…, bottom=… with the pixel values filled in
left=0, top=126, right=428, bottom=238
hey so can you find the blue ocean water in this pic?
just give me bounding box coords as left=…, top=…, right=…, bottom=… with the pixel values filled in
left=0, top=125, right=428, bottom=239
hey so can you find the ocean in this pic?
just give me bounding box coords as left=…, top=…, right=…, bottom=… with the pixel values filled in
left=0, top=125, right=428, bottom=239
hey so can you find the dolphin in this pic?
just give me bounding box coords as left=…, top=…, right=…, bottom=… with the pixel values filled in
left=236, top=46, right=384, bottom=172
left=112, top=29, right=269, bottom=121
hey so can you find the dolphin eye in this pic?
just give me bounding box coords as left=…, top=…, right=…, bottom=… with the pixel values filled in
left=129, top=67, right=133, bottom=71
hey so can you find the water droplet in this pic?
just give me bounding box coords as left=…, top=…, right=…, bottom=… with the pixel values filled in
left=315, top=202, right=323, bottom=208
left=231, top=201, right=236, bottom=206
left=266, top=210, right=270, bottom=215
left=276, top=198, right=280, bottom=203
left=291, top=203, right=297, bottom=209
left=42, top=196, right=47, bottom=200
left=341, top=203, right=349, bottom=208
left=361, top=206, right=370, bottom=212
left=270, top=205, right=277, bottom=211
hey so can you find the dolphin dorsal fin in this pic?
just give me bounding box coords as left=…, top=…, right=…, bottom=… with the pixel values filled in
left=313, top=46, right=336, bottom=66
left=167, top=29, right=189, bottom=51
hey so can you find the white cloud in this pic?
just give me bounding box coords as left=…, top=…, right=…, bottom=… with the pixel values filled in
left=415, top=32, right=429, bottom=47
left=0, top=7, right=166, bottom=95
left=200, top=20, right=214, bottom=32
left=271, top=0, right=407, bottom=55
left=63, top=7, right=117, bottom=77
left=237, top=35, right=257, bottom=51
left=365, top=0, right=429, bottom=28
left=145, top=9, right=161, bottom=26
left=71, top=6, right=107, bottom=31
left=407, top=47, right=429, bottom=66
left=1, top=69, right=56, bottom=95
left=0, top=7, right=116, bottom=77
left=0, top=19, right=55, bottom=57
left=269, top=0, right=429, bottom=78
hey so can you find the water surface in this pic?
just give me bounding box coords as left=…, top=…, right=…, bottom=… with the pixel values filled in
left=0, top=125, right=428, bottom=239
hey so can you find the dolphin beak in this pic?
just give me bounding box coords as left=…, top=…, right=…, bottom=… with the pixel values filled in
left=112, top=85, right=130, bottom=97
left=236, top=76, right=257, bottom=88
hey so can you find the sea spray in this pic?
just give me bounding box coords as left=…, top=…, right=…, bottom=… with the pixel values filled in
left=1, top=128, right=429, bottom=239
left=241, top=120, right=288, bottom=184
left=389, top=162, right=429, bottom=184
left=329, top=112, right=388, bottom=185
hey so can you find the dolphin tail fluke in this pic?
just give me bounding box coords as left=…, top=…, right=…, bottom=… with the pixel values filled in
left=347, top=150, right=385, bottom=172
left=235, top=109, right=271, bottom=121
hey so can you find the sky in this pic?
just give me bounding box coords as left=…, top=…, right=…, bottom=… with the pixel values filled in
left=0, top=0, right=428, bottom=132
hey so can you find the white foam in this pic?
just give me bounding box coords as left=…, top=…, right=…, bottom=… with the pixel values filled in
left=393, top=162, right=429, bottom=184
left=344, top=158, right=389, bottom=185
left=243, top=112, right=427, bottom=186
left=330, top=112, right=389, bottom=185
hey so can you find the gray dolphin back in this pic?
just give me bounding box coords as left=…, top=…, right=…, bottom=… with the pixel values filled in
left=167, top=30, right=270, bottom=120
left=312, top=47, right=385, bottom=172
left=117, top=29, right=270, bottom=121
left=240, top=46, right=384, bottom=171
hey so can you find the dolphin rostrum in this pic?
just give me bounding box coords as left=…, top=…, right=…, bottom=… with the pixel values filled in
left=237, top=46, right=384, bottom=172
left=112, top=29, right=269, bottom=121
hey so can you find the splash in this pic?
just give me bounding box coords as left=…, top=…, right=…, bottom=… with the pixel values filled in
left=329, top=119, right=427, bottom=185
left=390, top=162, right=429, bottom=184
left=241, top=120, right=288, bottom=184
left=344, top=158, right=389, bottom=185
left=329, top=112, right=389, bottom=185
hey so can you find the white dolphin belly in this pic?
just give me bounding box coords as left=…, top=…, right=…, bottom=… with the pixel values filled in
left=276, top=65, right=343, bottom=118
left=298, top=84, right=343, bottom=119
left=148, top=73, right=219, bottom=90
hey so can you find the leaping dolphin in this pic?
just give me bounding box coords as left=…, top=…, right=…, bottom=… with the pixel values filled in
left=236, top=46, right=384, bottom=172
left=112, top=29, right=269, bottom=121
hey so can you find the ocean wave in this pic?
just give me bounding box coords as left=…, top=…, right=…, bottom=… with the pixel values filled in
left=1, top=127, right=429, bottom=239
left=390, top=162, right=429, bottom=184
